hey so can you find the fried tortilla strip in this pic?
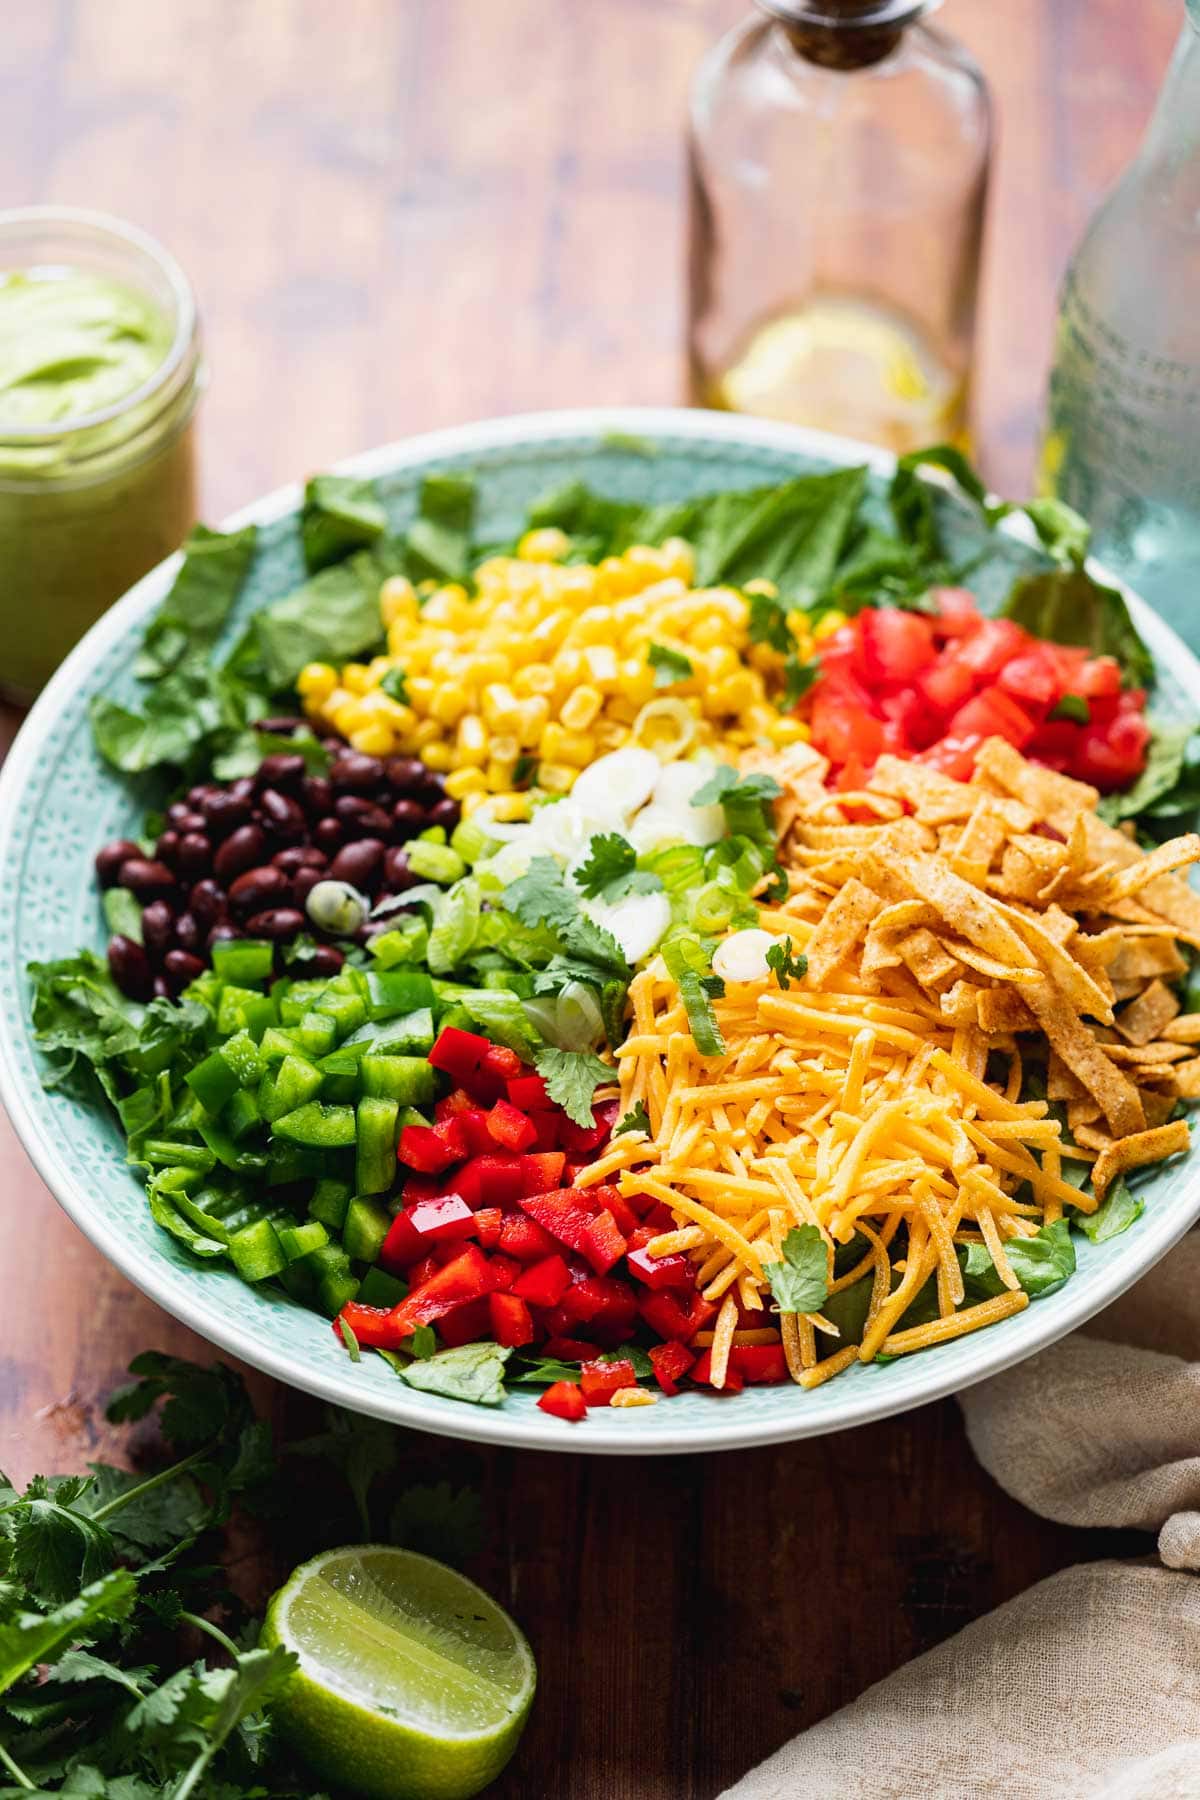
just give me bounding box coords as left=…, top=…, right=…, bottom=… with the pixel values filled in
left=974, top=736, right=1100, bottom=828
left=1102, top=834, right=1200, bottom=903
left=1048, top=1052, right=1088, bottom=1101
left=1163, top=1013, right=1200, bottom=1044
left=1023, top=978, right=1146, bottom=1138
left=940, top=980, right=984, bottom=1026
left=1172, top=1057, right=1200, bottom=1099
left=952, top=802, right=1009, bottom=877
left=1142, top=1090, right=1180, bottom=1127
left=976, top=987, right=1036, bottom=1034
left=1104, top=1041, right=1191, bottom=1066
left=803, top=879, right=885, bottom=985
left=898, top=928, right=962, bottom=991
left=902, top=854, right=1038, bottom=973
left=1080, top=811, right=1200, bottom=942
left=994, top=903, right=1117, bottom=1024
left=1091, top=1119, right=1191, bottom=1199
left=1109, top=935, right=1188, bottom=982
left=1115, top=978, right=1181, bottom=1047
left=1067, top=1096, right=1102, bottom=1131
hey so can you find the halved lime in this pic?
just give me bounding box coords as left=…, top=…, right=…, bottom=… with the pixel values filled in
left=261, top=1545, right=536, bottom=1800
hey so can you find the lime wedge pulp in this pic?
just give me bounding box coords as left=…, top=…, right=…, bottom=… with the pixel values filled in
left=261, top=1545, right=536, bottom=1800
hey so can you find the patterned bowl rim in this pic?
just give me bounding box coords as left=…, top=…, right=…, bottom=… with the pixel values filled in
left=3, top=405, right=1199, bottom=1455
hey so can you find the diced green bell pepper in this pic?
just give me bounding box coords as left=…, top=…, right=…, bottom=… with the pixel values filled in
left=259, top=1026, right=302, bottom=1064
left=343, top=1194, right=392, bottom=1262
left=185, top=1051, right=240, bottom=1116
left=295, top=1011, right=338, bottom=1059
left=272, top=1101, right=357, bottom=1149
left=221, top=1029, right=265, bottom=1086
left=225, top=1088, right=262, bottom=1142
left=211, top=938, right=275, bottom=984
left=313, top=989, right=368, bottom=1037
left=357, top=1266, right=408, bottom=1308
left=358, top=1055, right=437, bottom=1106
left=365, top=969, right=436, bottom=1020
left=356, top=1096, right=399, bottom=1196
left=278, top=1219, right=329, bottom=1262
left=266, top=1143, right=332, bottom=1185
left=308, top=1176, right=352, bottom=1231
left=217, top=985, right=277, bottom=1040
left=228, top=1217, right=287, bottom=1282
left=198, top=1115, right=268, bottom=1173
left=260, top=1053, right=324, bottom=1123
left=304, top=1240, right=359, bottom=1316
left=139, top=1139, right=215, bottom=1173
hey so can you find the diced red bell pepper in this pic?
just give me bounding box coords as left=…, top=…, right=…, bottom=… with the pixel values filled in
left=488, top=1291, right=535, bottom=1348
left=438, top=1297, right=492, bottom=1347
left=408, top=1251, right=441, bottom=1288
left=334, top=1301, right=407, bottom=1351
left=389, top=1243, right=495, bottom=1333
left=580, top=1358, right=637, bottom=1406
left=529, top=1111, right=561, bottom=1152
left=507, top=1073, right=552, bottom=1111
left=457, top=1107, right=498, bottom=1155
left=638, top=1289, right=716, bottom=1342
left=689, top=1350, right=744, bottom=1393
left=499, top=1213, right=560, bottom=1262
left=474, top=1206, right=503, bottom=1250
left=428, top=1025, right=492, bottom=1084
left=379, top=1195, right=477, bottom=1271
left=558, top=1098, right=620, bottom=1154
left=600, top=1187, right=641, bottom=1237
left=398, top=1122, right=461, bottom=1174
left=434, top=1088, right=475, bottom=1123
left=538, top=1379, right=587, bottom=1421
left=487, top=1098, right=538, bottom=1151
left=401, top=1174, right=444, bottom=1207
left=732, top=1343, right=788, bottom=1384
left=483, top=1042, right=522, bottom=1080
left=452, top=1151, right=566, bottom=1209
left=579, top=1209, right=628, bottom=1276
left=626, top=1223, right=660, bottom=1254
left=487, top=1252, right=521, bottom=1291
left=559, top=1274, right=638, bottom=1344
left=626, top=1245, right=695, bottom=1290
left=520, top=1151, right=567, bottom=1193
left=649, top=1340, right=695, bottom=1396
left=543, top=1335, right=597, bottom=1361
left=522, top=1189, right=630, bottom=1275
left=511, top=1252, right=571, bottom=1308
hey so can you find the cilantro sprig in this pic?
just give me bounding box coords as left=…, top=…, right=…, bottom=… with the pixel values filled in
left=762, top=1225, right=830, bottom=1314
left=647, top=643, right=693, bottom=687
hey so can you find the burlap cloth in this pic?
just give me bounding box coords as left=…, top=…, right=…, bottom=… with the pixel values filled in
left=720, top=1234, right=1200, bottom=1800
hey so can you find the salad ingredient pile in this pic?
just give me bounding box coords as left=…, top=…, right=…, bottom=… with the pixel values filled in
left=29, top=448, right=1200, bottom=1418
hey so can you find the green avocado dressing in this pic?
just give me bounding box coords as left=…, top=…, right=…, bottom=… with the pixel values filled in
left=0, top=269, right=173, bottom=428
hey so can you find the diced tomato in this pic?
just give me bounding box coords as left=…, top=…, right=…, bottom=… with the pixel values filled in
left=997, top=648, right=1061, bottom=712
left=438, top=1297, right=492, bottom=1348
left=917, top=732, right=986, bottom=781
left=474, top=1206, right=503, bottom=1250
left=334, top=1301, right=406, bottom=1351
left=954, top=616, right=1026, bottom=678
left=945, top=685, right=1037, bottom=749
left=626, top=1246, right=695, bottom=1290
left=689, top=1350, right=744, bottom=1393
left=1076, top=655, right=1123, bottom=699
left=648, top=1340, right=695, bottom=1397
left=512, top=1253, right=571, bottom=1308
left=538, top=1379, right=587, bottom=1421
left=732, top=1343, right=789, bottom=1384
left=488, top=1291, right=535, bottom=1348
left=931, top=587, right=983, bottom=636
left=858, top=606, right=936, bottom=684
left=1072, top=709, right=1152, bottom=789
left=580, top=1358, right=637, bottom=1406
left=810, top=678, right=885, bottom=767
left=388, top=1243, right=496, bottom=1333
left=507, top=1073, right=553, bottom=1111
left=916, top=653, right=977, bottom=721
left=379, top=1195, right=476, bottom=1272
left=428, top=1026, right=491, bottom=1085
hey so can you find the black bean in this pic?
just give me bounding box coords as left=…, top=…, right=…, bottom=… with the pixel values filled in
left=292, top=866, right=324, bottom=906
left=119, top=857, right=178, bottom=901
left=95, top=839, right=141, bottom=889
left=213, top=824, right=267, bottom=882
left=329, top=838, right=386, bottom=891
left=229, top=777, right=255, bottom=802
left=155, top=830, right=181, bottom=868
left=164, top=949, right=206, bottom=989
left=335, top=794, right=393, bottom=836
left=153, top=975, right=172, bottom=999
left=259, top=788, right=307, bottom=842
left=141, top=900, right=176, bottom=957
left=304, top=944, right=346, bottom=977
left=108, top=934, right=153, bottom=1000
left=245, top=906, right=307, bottom=941
left=254, top=751, right=307, bottom=792
left=330, top=750, right=383, bottom=792
left=273, top=845, right=327, bottom=874
left=383, top=846, right=419, bottom=891
left=391, top=798, right=425, bottom=841
left=384, top=756, right=427, bottom=794
left=255, top=715, right=306, bottom=737
left=177, top=832, right=212, bottom=879
left=426, top=796, right=461, bottom=832
left=418, top=768, right=447, bottom=800
left=207, top=921, right=243, bottom=948
left=189, top=878, right=227, bottom=926
left=166, top=802, right=206, bottom=833
left=201, top=788, right=253, bottom=838
left=300, top=774, right=333, bottom=817
left=229, top=865, right=291, bottom=917
left=313, top=817, right=344, bottom=853
left=187, top=783, right=212, bottom=808
left=174, top=911, right=202, bottom=953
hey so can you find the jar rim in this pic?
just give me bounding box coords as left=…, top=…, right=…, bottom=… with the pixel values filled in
left=0, top=205, right=198, bottom=443
left=756, top=0, right=937, bottom=29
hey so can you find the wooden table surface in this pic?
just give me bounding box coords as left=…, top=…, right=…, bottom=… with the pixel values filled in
left=0, top=3, right=1181, bottom=1794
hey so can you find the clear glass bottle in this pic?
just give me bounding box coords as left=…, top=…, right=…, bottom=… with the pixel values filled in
left=687, top=0, right=992, bottom=453
left=1039, top=1, right=1200, bottom=646
left=0, top=208, right=204, bottom=699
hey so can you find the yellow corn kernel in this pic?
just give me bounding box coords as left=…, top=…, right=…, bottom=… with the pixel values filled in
left=421, top=742, right=455, bottom=772
left=517, top=526, right=570, bottom=563
left=538, top=761, right=578, bottom=793
left=560, top=685, right=602, bottom=731
left=594, top=718, right=628, bottom=752
left=513, top=663, right=557, bottom=699
left=743, top=577, right=778, bottom=599
left=341, top=662, right=372, bottom=696
left=540, top=723, right=595, bottom=766
left=456, top=714, right=488, bottom=766
left=660, top=536, right=695, bottom=584
left=446, top=766, right=488, bottom=799
left=485, top=758, right=517, bottom=792
left=297, top=661, right=337, bottom=702
left=412, top=718, right=443, bottom=749
left=624, top=544, right=673, bottom=583
left=481, top=683, right=521, bottom=734
left=556, top=566, right=597, bottom=605
left=461, top=791, right=489, bottom=817
left=551, top=648, right=586, bottom=690
left=348, top=722, right=396, bottom=757
left=422, top=584, right=470, bottom=626
left=489, top=735, right=520, bottom=767
left=813, top=609, right=847, bottom=641
left=429, top=685, right=468, bottom=728
left=768, top=716, right=810, bottom=746
left=464, top=652, right=511, bottom=688
left=710, top=671, right=760, bottom=715
left=380, top=575, right=418, bottom=622
left=689, top=616, right=728, bottom=652
left=330, top=700, right=364, bottom=737
left=404, top=675, right=437, bottom=712
left=488, top=793, right=530, bottom=823
left=514, top=696, right=551, bottom=745
left=581, top=645, right=619, bottom=686
left=617, top=659, right=656, bottom=706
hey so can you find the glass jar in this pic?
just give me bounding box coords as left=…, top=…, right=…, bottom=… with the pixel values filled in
left=687, top=0, right=992, bottom=453
left=0, top=207, right=204, bottom=700
left=1038, top=0, right=1200, bottom=646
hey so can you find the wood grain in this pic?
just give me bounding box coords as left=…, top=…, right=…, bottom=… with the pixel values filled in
left=0, top=3, right=1177, bottom=1794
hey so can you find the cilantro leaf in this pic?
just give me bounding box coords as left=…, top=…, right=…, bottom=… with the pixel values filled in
left=746, top=589, right=792, bottom=655
left=765, top=938, right=807, bottom=991
left=762, top=1225, right=830, bottom=1315
left=11, top=1493, right=115, bottom=1605
left=0, top=1570, right=137, bottom=1695
left=691, top=765, right=783, bottom=864
left=1049, top=692, right=1090, bottom=724
left=380, top=666, right=410, bottom=705
left=574, top=833, right=637, bottom=899
left=534, top=1047, right=613, bottom=1128
left=614, top=1100, right=650, bottom=1136
left=647, top=643, right=693, bottom=687
left=661, top=937, right=725, bottom=1057
left=503, top=858, right=628, bottom=975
